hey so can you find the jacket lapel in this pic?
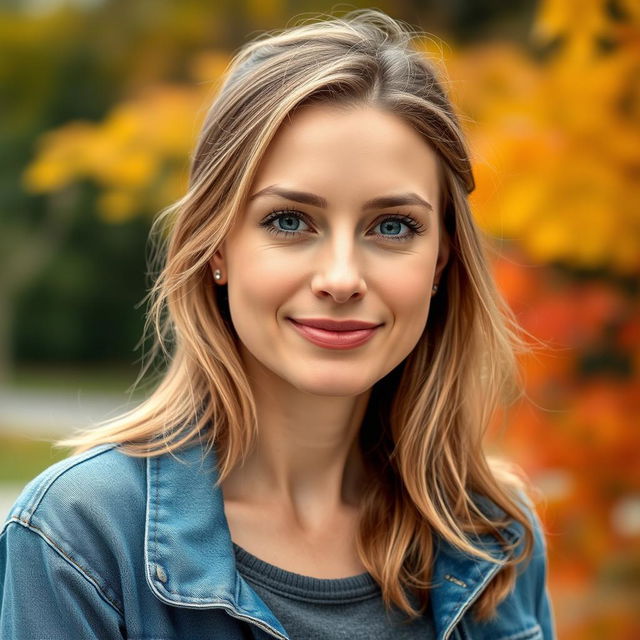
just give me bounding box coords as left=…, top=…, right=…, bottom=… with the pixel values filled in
left=430, top=497, right=524, bottom=640
left=144, top=441, right=289, bottom=639
left=144, top=441, right=522, bottom=640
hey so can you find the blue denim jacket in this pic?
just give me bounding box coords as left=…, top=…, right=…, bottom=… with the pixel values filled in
left=1, top=442, right=555, bottom=639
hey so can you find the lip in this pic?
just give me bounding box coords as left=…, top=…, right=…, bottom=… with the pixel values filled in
left=289, top=317, right=381, bottom=331
left=287, top=317, right=382, bottom=350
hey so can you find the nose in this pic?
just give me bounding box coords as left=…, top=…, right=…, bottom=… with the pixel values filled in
left=310, top=234, right=367, bottom=303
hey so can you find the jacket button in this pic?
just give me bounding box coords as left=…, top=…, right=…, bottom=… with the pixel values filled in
left=156, top=564, right=168, bottom=583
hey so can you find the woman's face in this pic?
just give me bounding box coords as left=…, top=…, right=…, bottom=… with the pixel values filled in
left=212, top=104, right=449, bottom=397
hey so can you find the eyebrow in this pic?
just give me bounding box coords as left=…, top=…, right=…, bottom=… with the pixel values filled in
left=248, top=185, right=433, bottom=211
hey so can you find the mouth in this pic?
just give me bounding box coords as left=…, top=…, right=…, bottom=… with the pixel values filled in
left=287, top=317, right=383, bottom=350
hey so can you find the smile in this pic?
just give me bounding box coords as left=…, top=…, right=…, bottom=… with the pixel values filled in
left=287, top=318, right=382, bottom=350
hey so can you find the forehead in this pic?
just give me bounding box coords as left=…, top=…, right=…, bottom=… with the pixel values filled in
left=249, top=103, right=442, bottom=209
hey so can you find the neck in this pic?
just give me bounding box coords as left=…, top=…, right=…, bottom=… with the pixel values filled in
left=220, top=357, right=371, bottom=530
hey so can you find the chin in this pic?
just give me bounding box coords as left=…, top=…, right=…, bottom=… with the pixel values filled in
left=289, top=370, right=378, bottom=398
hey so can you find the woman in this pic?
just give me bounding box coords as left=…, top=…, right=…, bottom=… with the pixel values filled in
left=0, top=9, right=555, bottom=640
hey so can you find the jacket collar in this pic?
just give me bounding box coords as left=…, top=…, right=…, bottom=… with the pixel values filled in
left=430, top=494, right=525, bottom=639
left=144, top=441, right=523, bottom=640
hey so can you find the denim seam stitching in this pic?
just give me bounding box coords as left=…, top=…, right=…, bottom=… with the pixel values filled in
left=153, top=456, right=159, bottom=575
left=6, top=518, right=124, bottom=616
left=20, top=444, right=116, bottom=523
left=497, top=624, right=542, bottom=640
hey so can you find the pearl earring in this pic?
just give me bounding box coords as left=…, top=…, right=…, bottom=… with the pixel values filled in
left=432, top=283, right=439, bottom=294
left=214, top=269, right=222, bottom=281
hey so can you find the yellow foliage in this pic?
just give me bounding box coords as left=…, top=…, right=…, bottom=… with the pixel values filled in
left=23, top=85, right=211, bottom=222
left=22, top=122, right=94, bottom=192
left=149, top=169, right=190, bottom=213
left=246, top=0, right=285, bottom=26
left=133, top=87, right=207, bottom=157
left=454, top=0, right=640, bottom=274
left=189, top=51, right=231, bottom=85
left=97, top=190, right=139, bottom=223
left=533, top=0, right=612, bottom=62
left=23, top=157, right=74, bottom=192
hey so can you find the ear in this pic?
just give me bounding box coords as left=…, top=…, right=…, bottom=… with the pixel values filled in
left=434, top=227, right=450, bottom=286
left=210, top=248, right=227, bottom=285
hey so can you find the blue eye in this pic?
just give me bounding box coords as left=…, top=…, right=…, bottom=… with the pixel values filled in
left=372, top=215, right=425, bottom=240
left=377, top=219, right=403, bottom=236
left=260, top=209, right=310, bottom=237
left=259, top=209, right=426, bottom=241
left=276, top=214, right=303, bottom=232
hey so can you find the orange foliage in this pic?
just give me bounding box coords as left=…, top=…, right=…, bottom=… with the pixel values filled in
left=443, top=0, right=640, bottom=274
left=470, top=6, right=640, bottom=632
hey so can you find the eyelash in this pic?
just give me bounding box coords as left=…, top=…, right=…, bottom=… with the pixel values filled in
left=260, top=207, right=426, bottom=241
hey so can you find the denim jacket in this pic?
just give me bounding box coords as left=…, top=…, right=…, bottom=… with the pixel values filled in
left=1, top=442, right=556, bottom=640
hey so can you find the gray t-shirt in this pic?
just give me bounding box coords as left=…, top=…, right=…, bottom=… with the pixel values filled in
left=233, top=542, right=435, bottom=639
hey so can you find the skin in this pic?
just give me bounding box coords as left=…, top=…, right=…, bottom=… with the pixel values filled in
left=211, top=103, right=449, bottom=577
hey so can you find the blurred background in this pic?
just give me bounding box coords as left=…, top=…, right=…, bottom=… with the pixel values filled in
left=1, top=0, right=638, bottom=636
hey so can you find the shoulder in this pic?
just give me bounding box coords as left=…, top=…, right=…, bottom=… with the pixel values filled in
left=2, top=444, right=147, bottom=580
left=470, top=487, right=550, bottom=597
left=512, top=491, right=551, bottom=597
left=465, top=491, right=555, bottom=638
left=472, top=485, right=548, bottom=546
left=4, top=444, right=146, bottom=532
left=1, top=444, right=149, bottom=617
left=501, top=494, right=555, bottom=639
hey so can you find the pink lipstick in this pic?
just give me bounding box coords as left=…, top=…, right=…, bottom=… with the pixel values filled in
left=288, top=317, right=382, bottom=350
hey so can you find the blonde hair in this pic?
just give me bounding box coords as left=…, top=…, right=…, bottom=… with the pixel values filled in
left=59, top=9, right=535, bottom=622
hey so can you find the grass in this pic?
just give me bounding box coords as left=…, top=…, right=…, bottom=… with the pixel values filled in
left=8, top=363, right=152, bottom=396
left=1, top=363, right=155, bottom=484
left=0, top=434, right=70, bottom=484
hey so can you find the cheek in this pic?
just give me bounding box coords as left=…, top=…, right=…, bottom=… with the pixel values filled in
left=389, top=273, right=432, bottom=331
left=374, top=251, right=436, bottom=346
left=377, top=244, right=436, bottom=307
left=225, top=246, right=302, bottom=337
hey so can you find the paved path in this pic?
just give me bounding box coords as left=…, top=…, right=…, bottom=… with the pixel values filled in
left=0, top=387, right=141, bottom=522
left=0, top=387, right=140, bottom=437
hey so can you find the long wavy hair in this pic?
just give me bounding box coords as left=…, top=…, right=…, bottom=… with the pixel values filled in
left=59, top=9, right=535, bottom=622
